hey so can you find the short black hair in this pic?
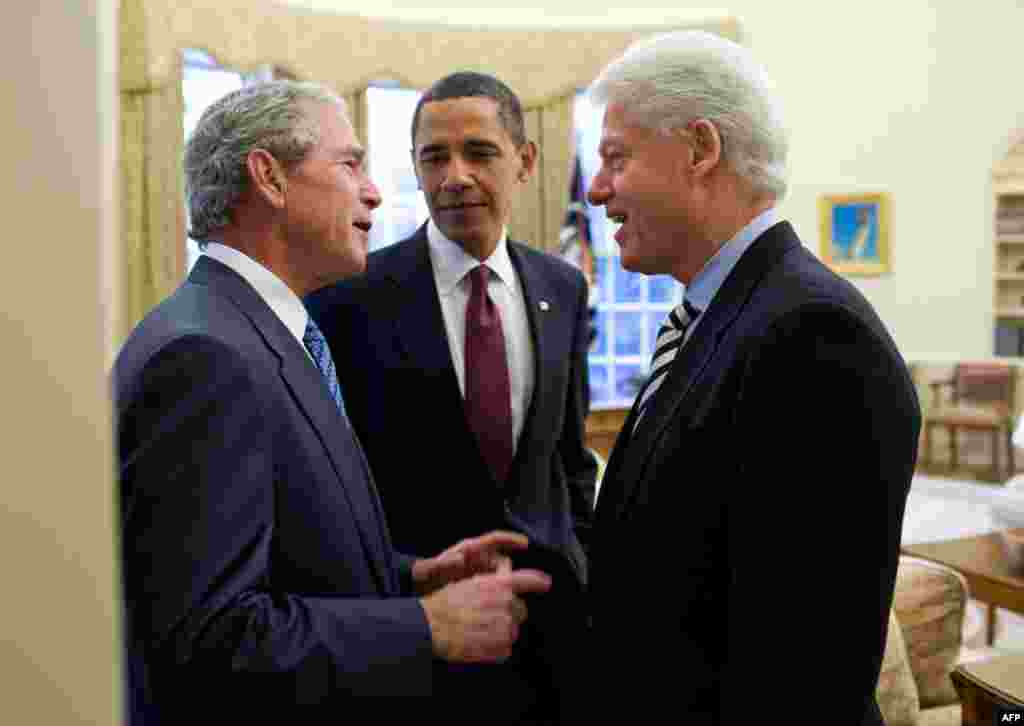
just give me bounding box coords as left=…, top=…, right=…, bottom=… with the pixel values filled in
left=410, top=71, right=527, bottom=149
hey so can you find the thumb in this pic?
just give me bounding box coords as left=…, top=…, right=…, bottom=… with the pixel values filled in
left=500, top=569, right=552, bottom=595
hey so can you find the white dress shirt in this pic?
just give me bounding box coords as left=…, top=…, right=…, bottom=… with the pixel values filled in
left=203, top=242, right=312, bottom=361
left=426, top=219, right=535, bottom=452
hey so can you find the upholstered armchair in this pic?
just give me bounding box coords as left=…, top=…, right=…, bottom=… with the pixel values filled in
left=921, top=362, right=1017, bottom=479
left=876, top=556, right=1001, bottom=726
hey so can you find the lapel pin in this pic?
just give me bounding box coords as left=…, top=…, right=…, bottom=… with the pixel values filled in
left=539, top=300, right=550, bottom=312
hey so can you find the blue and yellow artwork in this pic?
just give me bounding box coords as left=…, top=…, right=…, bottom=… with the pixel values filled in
left=818, top=193, right=890, bottom=275
left=831, top=203, right=879, bottom=262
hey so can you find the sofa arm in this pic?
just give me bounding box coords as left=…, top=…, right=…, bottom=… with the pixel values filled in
left=877, top=609, right=921, bottom=726
left=893, top=556, right=968, bottom=709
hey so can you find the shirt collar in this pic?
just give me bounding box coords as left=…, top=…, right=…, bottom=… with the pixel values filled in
left=685, top=206, right=780, bottom=314
left=427, top=218, right=514, bottom=295
left=203, top=242, right=309, bottom=343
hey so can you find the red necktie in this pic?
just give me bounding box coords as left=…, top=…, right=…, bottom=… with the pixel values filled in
left=465, top=265, right=513, bottom=484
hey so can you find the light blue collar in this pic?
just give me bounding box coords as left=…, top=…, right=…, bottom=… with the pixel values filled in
left=684, top=207, right=780, bottom=318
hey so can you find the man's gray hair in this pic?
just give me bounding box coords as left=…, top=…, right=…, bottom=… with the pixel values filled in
left=588, top=31, right=788, bottom=199
left=185, top=79, right=345, bottom=245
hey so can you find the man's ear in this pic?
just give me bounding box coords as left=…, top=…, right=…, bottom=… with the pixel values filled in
left=517, top=140, right=538, bottom=182
left=685, top=119, right=723, bottom=178
left=247, top=149, right=288, bottom=208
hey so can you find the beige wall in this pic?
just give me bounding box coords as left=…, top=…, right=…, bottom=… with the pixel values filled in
left=282, top=0, right=1024, bottom=363
left=1, top=1, right=120, bottom=723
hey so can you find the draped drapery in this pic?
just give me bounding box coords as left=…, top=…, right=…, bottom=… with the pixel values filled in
left=116, top=0, right=740, bottom=350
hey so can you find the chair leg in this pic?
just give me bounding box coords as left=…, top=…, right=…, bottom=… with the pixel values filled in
left=993, top=428, right=1001, bottom=480
left=949, top=425, right=958, bottom=471
left=1009, top=427, right=1016, bottom=476
left=924, top=422, right=933, bottom=467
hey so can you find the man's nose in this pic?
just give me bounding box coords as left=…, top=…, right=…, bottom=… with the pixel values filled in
left=441, top=155, right=473, bottom=190
left=362, top=178, right=382, bottom=210
left=587, top=171, right=610, bottom=206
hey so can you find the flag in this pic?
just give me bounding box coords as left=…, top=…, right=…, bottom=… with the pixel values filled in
left=559, top=154, right=598, bottom=346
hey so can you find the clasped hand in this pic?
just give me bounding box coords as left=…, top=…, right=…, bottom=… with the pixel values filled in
left=416, top=531, right=552, bottom=664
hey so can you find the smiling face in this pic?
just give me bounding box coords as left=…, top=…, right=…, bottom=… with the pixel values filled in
left=412, top=96, right=535, bottom=260
left=587, top=102, right=717, bottom=284
left=282, top=101, right=381, bottom=291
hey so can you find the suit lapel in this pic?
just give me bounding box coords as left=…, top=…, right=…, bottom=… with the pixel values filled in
left=505, top=242, right=551, bottom=485
left=386, top=227, right=466, bottom=410
left=598, top=222, right=802, bottom=522
left=191, top=257, right=394, bottom=594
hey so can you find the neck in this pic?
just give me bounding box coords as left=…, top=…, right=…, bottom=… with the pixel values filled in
left=461, top=236, right=499, bottom=263
left=218, top=225, right=312, bottom=298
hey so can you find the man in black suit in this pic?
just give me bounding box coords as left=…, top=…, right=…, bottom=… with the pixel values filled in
left=305, top=72, right=596, bottom=722
left=114, top=80, right=551, bottom=723
left=583, top=32, right=921, bottom=724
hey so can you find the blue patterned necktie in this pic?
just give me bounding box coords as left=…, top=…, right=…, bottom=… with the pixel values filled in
left=632, top=299, right=700, bottom=433
left=303, top=317, right=347, bottom=420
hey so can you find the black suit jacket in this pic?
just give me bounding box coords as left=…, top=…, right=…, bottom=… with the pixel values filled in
left=305, top=224, right=597, bottom=717
left=588, top=222, right=921, bottom=725
left=115, top=257, right=433, bottom=722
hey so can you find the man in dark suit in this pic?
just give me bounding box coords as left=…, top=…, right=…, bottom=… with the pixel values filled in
left=583, top=32, right=921, bottom=724
left=114, top=80, right=552, bottom=722
left=305, top=72, right=597, bottom=722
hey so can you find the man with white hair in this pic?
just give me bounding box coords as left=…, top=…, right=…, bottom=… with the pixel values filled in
left=114, top=80, right=551, bottom=721
left=584, top=32, right=920, bottom=723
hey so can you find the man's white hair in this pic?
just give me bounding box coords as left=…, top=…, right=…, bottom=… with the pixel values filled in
left=589, top=30, right=788, bottom=199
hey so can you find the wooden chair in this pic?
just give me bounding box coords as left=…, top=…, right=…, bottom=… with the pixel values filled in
left=922, top=362, right=1017, bottom=479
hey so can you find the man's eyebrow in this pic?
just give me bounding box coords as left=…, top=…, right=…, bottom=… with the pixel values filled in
left=464, top=139, right=501, bottom=150
left=417, top=143, right=447, bottom=155
left=334, top=146, right=365, bottom=162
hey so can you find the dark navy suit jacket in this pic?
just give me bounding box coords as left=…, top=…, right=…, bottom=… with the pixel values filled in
left=305, top=225, right=597, bottom=719
left=588, top=222, right=921, bottom=725
left=115, top=256, right=432, bottom=722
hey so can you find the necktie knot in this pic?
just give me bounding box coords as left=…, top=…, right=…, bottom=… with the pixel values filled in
left=633, top=298, right=699, bottom=432
left=303, top=318, right=328, bottom=358
left=469, top=264, right=490, bottom=291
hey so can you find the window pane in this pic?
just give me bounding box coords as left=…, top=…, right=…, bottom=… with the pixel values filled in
left=613, top=312, right=644, bottom=357
left=614, top=268, right=644, bottom=304
left=590, top=309, right=608, bottom=356
left=593, top=254, right=612, bottom=307
left=588, top=364, right=611, bottom=406
left=614, top=365, right=644, bottom=400
left=649, top=275, right=679, bottom=304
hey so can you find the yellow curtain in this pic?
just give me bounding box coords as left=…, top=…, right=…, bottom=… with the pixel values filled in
left=509, top=94, right=574, bottom=253
left=118, top=79, right=185, bottom=342
left=343, top=89, right=369, bottom=156
left=115, top=0, right=739, bottom=353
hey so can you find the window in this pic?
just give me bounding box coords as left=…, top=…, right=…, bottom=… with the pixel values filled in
left=573, top=92, right=684, bottom=409
left=365, top=83, right=429, bottom=251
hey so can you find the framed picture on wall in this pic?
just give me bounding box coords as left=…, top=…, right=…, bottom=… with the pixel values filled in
left=818, top=192, right=891, bottom=276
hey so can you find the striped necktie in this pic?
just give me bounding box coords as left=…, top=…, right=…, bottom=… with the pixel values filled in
left=632, top=299, right=700, bottom=433
left=303, top=317, right=348, bottom=421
